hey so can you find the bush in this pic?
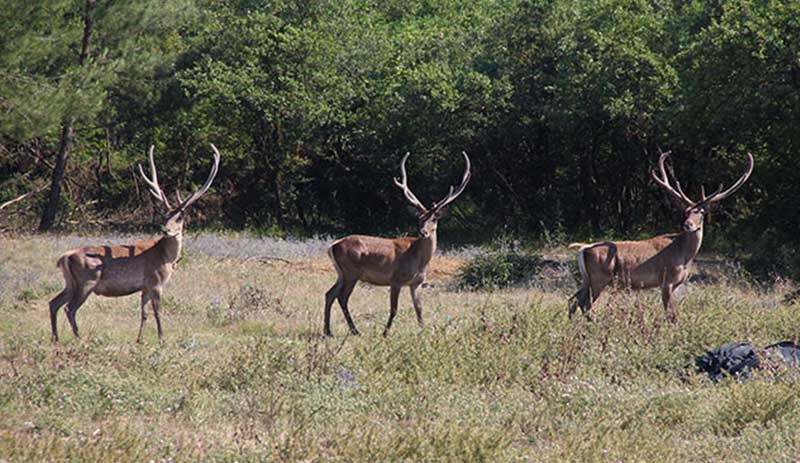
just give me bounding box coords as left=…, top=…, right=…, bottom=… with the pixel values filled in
left=743, top=229, right=800, bottom=282
left=455, top=249, right=543, bottom=291
left=207, top=284, right=282, bottom=326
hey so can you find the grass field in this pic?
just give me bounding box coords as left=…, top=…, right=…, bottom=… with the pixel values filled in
left=1, top=233, right=800, bottom=462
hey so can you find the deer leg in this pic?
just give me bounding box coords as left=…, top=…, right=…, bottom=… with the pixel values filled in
left=150, top=288, right=164, bottom=342
left=569, top=285, right=594, bottom=320
left=661, top=285, right=678, bottom=324
left=384, top=285, right=401, bottom=337
left=568, top=285, right=588, bottom=319
left=49, top=289, right=71, bottom=342
left=337, top=278, right=360, bottom=336
left=324, top=278, right=343, bottom=336
left=66, top=287, right=92, bottom=339
left=137, top=291, right=151, bottom=343
left=581, top=278, right=612, bottom=320
left=581, top=286, right=595, bottom=322
left=410, top=283, right=424, bottom=328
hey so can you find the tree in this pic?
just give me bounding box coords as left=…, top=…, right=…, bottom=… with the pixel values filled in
left=0, top=0, right=194, bottom=230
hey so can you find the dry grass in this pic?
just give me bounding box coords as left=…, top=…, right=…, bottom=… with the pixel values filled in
left=1, top=233, right=800, bottom=462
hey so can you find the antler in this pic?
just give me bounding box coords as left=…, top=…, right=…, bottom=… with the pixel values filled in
left=393, top=152, right=428, bottom=213
left=139, top=145, right=172, bottom=209
left=701, top=152, right=754, bottom=205
left=172, top=144, right=221, bottom=212
left=650, top=150, right=693, bottom=207
left=432, top=152, right=472, bottom=212
left=652, top=150, right=754, bottom=208
left=393, top=151, right=472, bottom=214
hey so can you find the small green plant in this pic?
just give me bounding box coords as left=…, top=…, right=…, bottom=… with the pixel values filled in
left=711, top=381, right=800, bottom=436
left=455, top=249, right=543, bottom=291
left=208, top=283, right=282, bottom=326
left=15, top=282, right=61, bottom=303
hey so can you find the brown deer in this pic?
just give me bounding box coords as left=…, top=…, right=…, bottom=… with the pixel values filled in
left=569, top=150, right=754, bottom=322
left=49, top=144, right=221, bottom=342
left=324, top=152, right=471, bottom=337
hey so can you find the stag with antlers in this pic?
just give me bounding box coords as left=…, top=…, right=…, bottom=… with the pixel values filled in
left=569, top=151, right=754, bottom=322
left=49, top=145, right=221, bottom=342
left=324, top=152, right=471, bottom=337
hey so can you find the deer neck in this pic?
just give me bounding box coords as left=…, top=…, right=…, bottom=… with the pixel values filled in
left=414, top=230, right=437, bottom=267
left=157, top=232, right=183, bottom=264
left=678, top=225, right=703, bottom=264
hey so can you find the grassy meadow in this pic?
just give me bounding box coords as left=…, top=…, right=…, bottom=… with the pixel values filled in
left=1, top=233, right=800, bottom=461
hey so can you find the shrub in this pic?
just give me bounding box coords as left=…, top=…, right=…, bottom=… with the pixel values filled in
left=744, top=230, right=800, bottom=282
left=207, top=284, right=282, bottom=325
left=455, top=249, right=543, bottom=291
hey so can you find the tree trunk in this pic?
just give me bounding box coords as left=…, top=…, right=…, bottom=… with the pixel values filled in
left=37, top=0, right=96, bottom=231
left=38, top=124, right=75, bottom=231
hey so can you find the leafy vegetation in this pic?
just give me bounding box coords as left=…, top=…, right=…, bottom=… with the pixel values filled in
left=455, top=247, right=543, bottom=290
left=1, top=0, right=797, bottom=276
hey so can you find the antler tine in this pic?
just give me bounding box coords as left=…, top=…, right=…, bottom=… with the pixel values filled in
left=433, top=151, right=472, bottom=211
left=175, top=144, right=222, bottom=211
left=698, top=184, right=724, bottom=205
left=704, top=152, right=754, bottom=204
left=393, top=152, right=428, bottom=213
left=138, top=145, right=172, bottom=209
left=699, top=183, right=723, bottom=203
left=672, top=175, right=693, bottom=205
left=650, top=150, right=694, bottom=207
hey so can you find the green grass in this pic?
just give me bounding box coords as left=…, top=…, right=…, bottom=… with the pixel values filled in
left=1, top=233, right=800, bottom=461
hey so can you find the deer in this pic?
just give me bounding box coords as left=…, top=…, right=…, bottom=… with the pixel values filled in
left=568, top=150, right=754, bottom=322
left=48, top=144, right=221, bottom=343
left=324, top=152, right=471, bottom=337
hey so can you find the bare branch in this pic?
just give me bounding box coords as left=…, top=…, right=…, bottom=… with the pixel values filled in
left=0, top=192, right=30, bottom=211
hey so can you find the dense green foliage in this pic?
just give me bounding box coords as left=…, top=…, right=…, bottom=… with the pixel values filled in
left=1, top=0, right=798, bottom=273
left=455, top=248, right=544, bottom=290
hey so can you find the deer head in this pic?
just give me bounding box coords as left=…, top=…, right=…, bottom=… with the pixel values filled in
left=393, top=152, right=471, bottom=238
left=139, top=144, right=221, bottom=237
left=651, top=150, right=754, bottom=233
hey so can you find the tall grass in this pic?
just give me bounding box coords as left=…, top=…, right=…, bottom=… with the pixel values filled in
left=1, top=234, right=799, bottom=461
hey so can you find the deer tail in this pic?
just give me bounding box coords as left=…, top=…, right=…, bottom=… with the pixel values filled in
left=568, top=242, right=590, bottom=250
left=56, top=251, right=78, bottom=292
left=576, top=246, right=590, bottom=286
left=327, top=239, right=345, bottom=278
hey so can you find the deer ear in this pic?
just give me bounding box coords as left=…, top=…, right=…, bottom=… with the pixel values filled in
left=435, top=205, right=449, bottom=218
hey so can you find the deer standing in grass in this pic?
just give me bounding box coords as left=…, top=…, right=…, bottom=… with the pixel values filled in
left=324, top=152, right=471, bottom=337
left=49, top=145, right=221, bottom=342
left=569, top=151, right=753, bottom=322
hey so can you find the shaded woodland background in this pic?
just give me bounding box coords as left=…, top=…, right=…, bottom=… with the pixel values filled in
left=1, top=0, right=798, bottom=277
